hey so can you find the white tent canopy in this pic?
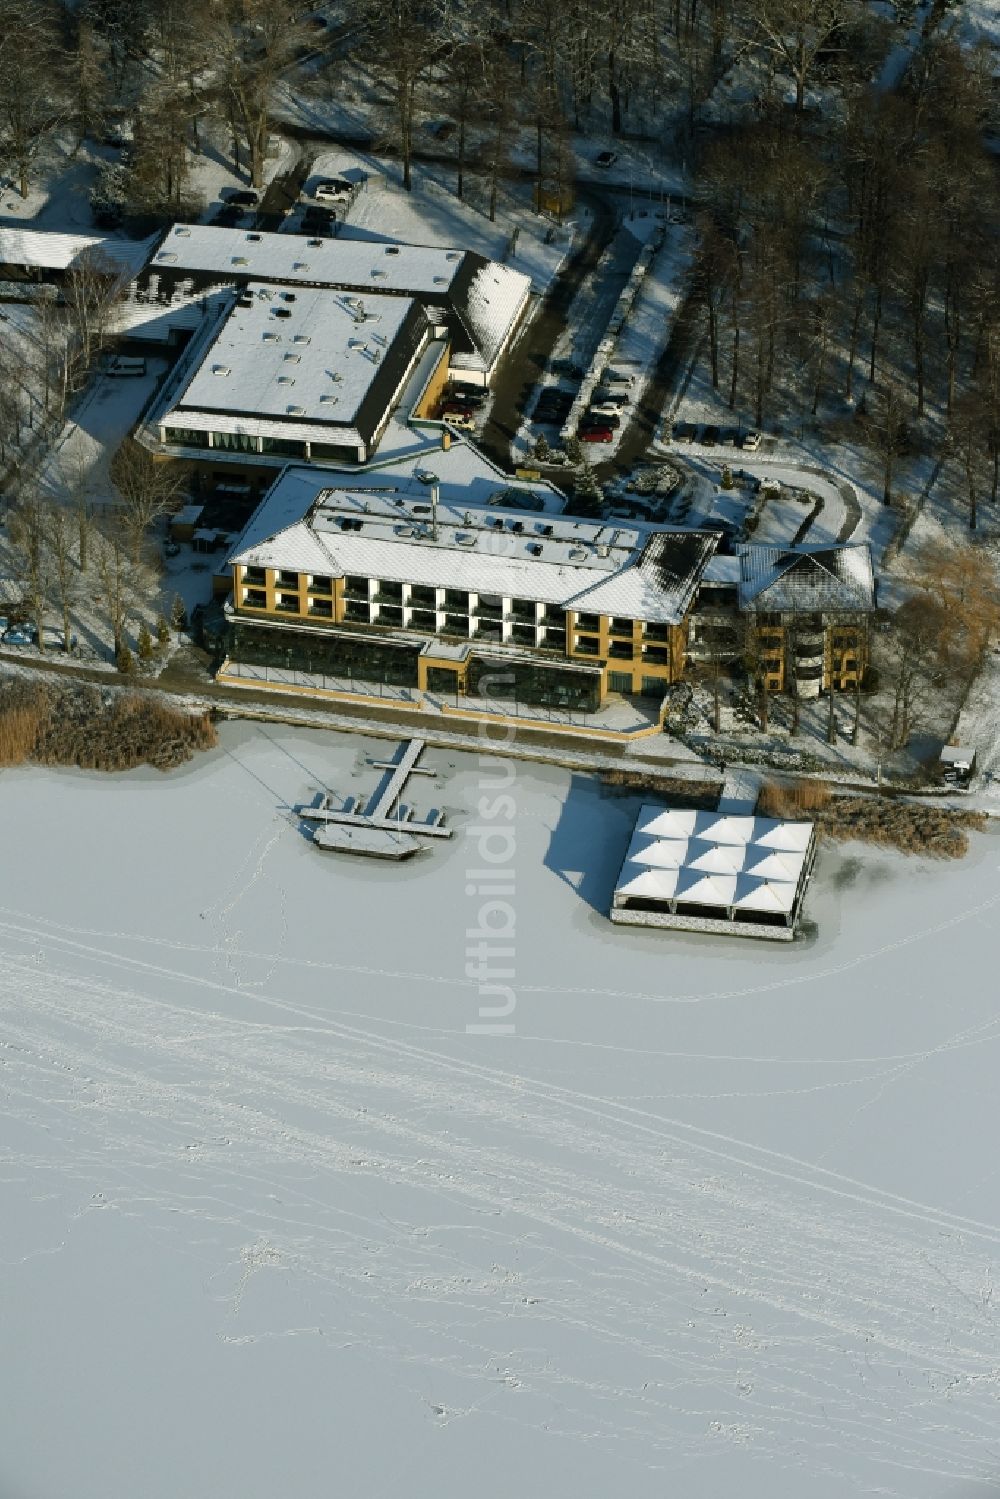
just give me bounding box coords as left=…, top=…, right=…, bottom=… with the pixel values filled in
left=613, top=803, right=815, bottom=926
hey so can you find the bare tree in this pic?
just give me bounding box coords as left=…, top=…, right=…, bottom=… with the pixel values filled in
left=879, top=598, right=936, bottom=753
left=7, top=490, right=51, bottom=652
left=908, top=537, right=1000, bottom=672
left=742, top=0, right=858, bottom=119
left=203, top=0, right=308, bottom=189
left=862, top=381, right=908, bottom=507
left=63, top=250, right=128, bottom=391
left=89, top=518, right=153, bottom=662
left=0, top=0, right=69, bottom=197
left=43, top=502, right=79, bottom=653
left=109, top=439, right=186, bottom=562
left=482, top=48, right=519, bottom=223
left=947, top=388, right=991, bottom=532
left=441, top=39, right=484, bottom=201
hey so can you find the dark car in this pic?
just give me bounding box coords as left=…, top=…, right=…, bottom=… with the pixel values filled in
left=213, top=205, right=243, bottom=226
left=585, top=410, right=621, bottom=429
left=672, top=422, right=698, bottom=443
left=701, top=425, right=719, bottom=446
left=303, top=205, right=334, bottom=223
left=595, top=150, right=618, bottom=169
left=228, top=189, right=259, bottom=207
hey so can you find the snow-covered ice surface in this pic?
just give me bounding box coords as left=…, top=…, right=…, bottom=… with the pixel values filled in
left=2, top=722, right=1000, bottom=1499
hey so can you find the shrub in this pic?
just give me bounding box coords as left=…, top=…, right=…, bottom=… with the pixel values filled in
left=759, top=777, right=984, bottom=858
left=155, top=616, right=170, bottom=646
left=137, top=623, right=154, bottom=663
left=720, top=464, right=734, bottom=490
left=116, top=645, right=136, bottom=675
left=170, top=594, right=188, bottom=631
left=759, top=778, right=832, bottom=818
left=534, top=433, right=551, bottom=461
left=0, top=682, right=50, bottom=767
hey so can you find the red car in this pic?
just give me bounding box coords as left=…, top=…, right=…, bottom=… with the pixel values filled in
left=580, top=426, right=613, bottom=443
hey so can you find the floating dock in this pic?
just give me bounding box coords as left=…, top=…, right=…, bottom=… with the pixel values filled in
left=297, top=739, right=452, bottom=860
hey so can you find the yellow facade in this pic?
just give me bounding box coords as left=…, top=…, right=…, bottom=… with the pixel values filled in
left=751, top=620, right=869, bottom=694
left=234, top=565, right=693, bottom=703
left=411, top=342, right=452, bottom=419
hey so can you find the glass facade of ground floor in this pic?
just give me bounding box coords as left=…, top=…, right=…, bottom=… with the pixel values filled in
left=228, top=621, right=603, bottom=712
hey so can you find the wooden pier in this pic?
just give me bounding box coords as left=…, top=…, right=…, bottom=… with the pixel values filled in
left=297, top=739, right=453, bottom=858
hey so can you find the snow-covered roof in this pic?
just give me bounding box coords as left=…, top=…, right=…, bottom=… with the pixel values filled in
left=164, top=283, right=427, bottom=446
left=0, top=227, right=157, bottom=277
left=738, top=543, right=875, bottom=613
left=449, top=260, right=532, bottom=374
left=147, top=225, right=531, bottom=375
left=227, top=476, right=718, bottom=622
left=155, top=223, right=471, bottom=297
left=614, top=805, right=815, bottom=916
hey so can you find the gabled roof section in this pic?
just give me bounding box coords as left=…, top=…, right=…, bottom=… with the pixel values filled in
left=447, top=255, right=532, bottom=375
left=737, top=542, right=875, bottom=613
left=570, top=530, right=717, bottom=624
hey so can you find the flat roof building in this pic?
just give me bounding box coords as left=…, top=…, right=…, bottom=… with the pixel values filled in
left=145, top=224, right=531, bottom=383
left=157, top=284, right=431, bottom=464
left=610, top=805, right=817, bottom=940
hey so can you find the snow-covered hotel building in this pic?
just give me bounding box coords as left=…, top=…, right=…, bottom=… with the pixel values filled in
left=217, top=466, right=720, bottom=712
left=689, top=544, right=875, bottom=698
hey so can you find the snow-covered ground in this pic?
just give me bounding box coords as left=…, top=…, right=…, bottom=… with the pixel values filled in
left=294, top=148, right=572, bottom=299
left=2, top=722, right=1000, bottom=1499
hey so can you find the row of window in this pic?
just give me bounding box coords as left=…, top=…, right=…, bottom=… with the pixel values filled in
left=240, top=572, right=676, bottom=642
left=165, top=430, right=359, bottom=461
left=237, top=589, right=675, bottom=667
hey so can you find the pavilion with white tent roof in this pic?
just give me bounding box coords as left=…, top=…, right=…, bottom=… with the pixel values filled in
left=610, top=805, right=817, bottom=941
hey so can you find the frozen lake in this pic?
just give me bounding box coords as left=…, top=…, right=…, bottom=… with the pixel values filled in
left=1, top=722, right=998, bottom=1499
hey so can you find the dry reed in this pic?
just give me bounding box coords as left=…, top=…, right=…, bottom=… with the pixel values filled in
left=0, top=680, right=217, bottom=772
left=761, top=778, right=984, bottom=859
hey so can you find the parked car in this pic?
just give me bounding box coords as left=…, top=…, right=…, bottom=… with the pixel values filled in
left=586, top=408, right=621, bottom=428
left=742, top=430, right=762, bottom=451
left=3, top=623, right=37, bottom=646
left=302, top=204, right=334, bottom=224
left=228, top=189, right=259, bottom=208
left=702, top=425, right=719, bottom=445
left=579, top=426, right=614, bottom=443
left=604, top=367, right=634, bottom=385
left=314, top=178, right=352, bottom=203
left=672, top=422, right=698, bottom=443
left=592, top=388, right=629, bottom=406
left=447, top=385, right=485, bottom=407
left=213, top=205, right=243, bottom=226
left=443, top=411, right=476, bottom=431
left=595, top=150, right=618, bottom=169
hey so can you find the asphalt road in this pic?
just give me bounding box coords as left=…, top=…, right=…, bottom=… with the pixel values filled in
left=477, top=190, right=620, bottom=472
